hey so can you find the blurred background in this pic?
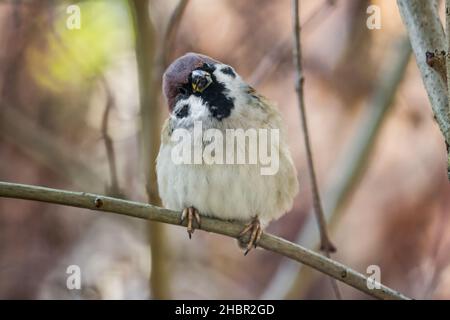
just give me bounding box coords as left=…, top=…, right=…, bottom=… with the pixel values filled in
left=0, top=0, right=449, bottom=300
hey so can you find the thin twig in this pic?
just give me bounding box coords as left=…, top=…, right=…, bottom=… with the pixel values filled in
left=0, top=181, right=411, bottom=300
left=286, top=37, right=412, bottom=299
left=249, top=0, right=336, bottom=87
left=100, top=78, right=122, bottom=198
left=248, top=37, right=291, bottom=87
left=322, top=38, right=411, bottom=226
left=292, top=0, right=335, bottom=255
left=302, top=0, right=336, bottom=32
left=12, top=0, right=21, bottom=27
left=292, top=0, right=340, bottom=299
left=160, top=0, right=190, bottom=68
left=261, top=37, right=412, bottom=300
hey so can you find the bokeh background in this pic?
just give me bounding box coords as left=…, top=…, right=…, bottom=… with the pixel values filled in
left=0, top=0, right=449, bottom=299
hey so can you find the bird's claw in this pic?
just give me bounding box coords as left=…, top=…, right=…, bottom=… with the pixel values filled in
left=239, top=217, right=263, bottom=255
left=181, top=207, right=201, bottom=239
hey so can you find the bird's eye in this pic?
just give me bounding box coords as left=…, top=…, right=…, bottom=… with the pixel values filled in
left=178, top=87, right=188, bottom=95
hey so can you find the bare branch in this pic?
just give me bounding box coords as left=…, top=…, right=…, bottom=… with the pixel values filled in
left=129, top=0, right=189, bottom=300
left=248, top=37, right=291, bottom=87
left=160, top=0, right=190, bottom=68
left=286, top=37, right=412, bottom=299
left=291, top=0, right=335, bottom=254
left=100, top=78, right=122, bottom=198
left=292, top=0, right=340, bottom=298
left=249, top=0, right=336, bottom=87
left=262, top=37, right=411, bottom=299
left=446, top=0, right=450, bottom=179
left=0, top=181, right=410, bottom=300
left=301, top=0, right=336, bottom=32
left=322, top=38, right=411, bottom=225
left=446, top=0, right=450, bottom=102
left=130, top=0, right=168, bottom=299
left=397, top=0, right=450, bottom=179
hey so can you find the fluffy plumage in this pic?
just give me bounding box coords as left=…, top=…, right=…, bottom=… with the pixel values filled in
left=157, top=52, right=298, bottom=246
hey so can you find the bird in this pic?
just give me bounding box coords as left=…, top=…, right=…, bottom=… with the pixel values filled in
left=156, top=52, right=299, bottom=254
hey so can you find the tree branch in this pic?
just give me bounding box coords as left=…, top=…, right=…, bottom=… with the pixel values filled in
left=100, top=77, right=122, bottom=198
left=292, top=0, right=335, bottom=254
left=446, top=0, right=450, bottom=179
left=129, top=0, right=169, bottom=299
left=248, top=0, right=336, bottom=87
left=397, top=0, right=450, bottom=179
left=447, top=0, right=450, bottom=103
left=301, top=0, right=336, bottom=32
left=160, top=0, right=190, bottom=69
left=292, top=0, right=340, bottom=298
left=0, top=181, right=411, bottom=300
left=262, top=37, right=412, bottom=300
left=130, top=0, right=190, bottom=300
left=286, top=38, right=412, bottom=299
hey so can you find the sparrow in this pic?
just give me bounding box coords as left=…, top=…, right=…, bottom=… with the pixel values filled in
left=156, top=52, right=299, bottom=254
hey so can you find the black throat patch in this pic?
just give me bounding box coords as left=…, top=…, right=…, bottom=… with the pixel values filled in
left=192, top=63, right=235, bottom=121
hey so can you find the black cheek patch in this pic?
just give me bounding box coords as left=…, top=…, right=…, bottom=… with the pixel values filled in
left=221, top=66, right=236, bottom=78
left=207, top=95, right=234, bottom=121
left=174, top=103, right=190, bottom=118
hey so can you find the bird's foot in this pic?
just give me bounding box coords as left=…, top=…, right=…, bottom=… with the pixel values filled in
left=239, top=217, right=263, bottom=255
left=180, top=207, right=201, bottom=239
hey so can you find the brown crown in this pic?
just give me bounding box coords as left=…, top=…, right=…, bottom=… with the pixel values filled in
left=162, top=52, right=219, bottom=111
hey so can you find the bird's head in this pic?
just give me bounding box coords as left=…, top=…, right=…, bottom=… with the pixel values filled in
left=163, top=52, right=253, bottom=127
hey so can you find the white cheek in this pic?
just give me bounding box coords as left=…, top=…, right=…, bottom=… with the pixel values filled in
left=213, top=65, right=242, bottom=94
left=171, top=95, right=211, bottom=127
left=188, top=96, right=210, bottom=119
left=213, top=65, right=250, bottom=119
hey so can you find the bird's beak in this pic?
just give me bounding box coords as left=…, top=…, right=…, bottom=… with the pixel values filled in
left=191, top=70, right=212, bottom=93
